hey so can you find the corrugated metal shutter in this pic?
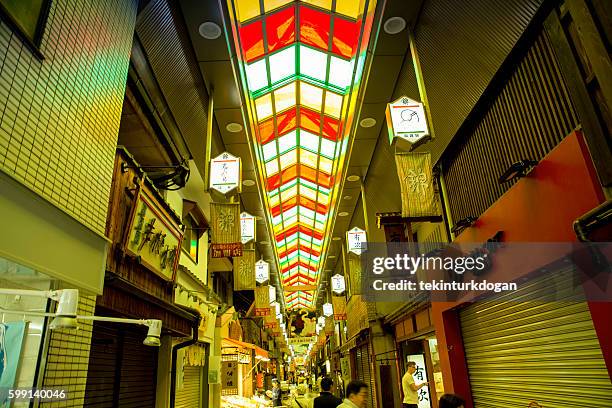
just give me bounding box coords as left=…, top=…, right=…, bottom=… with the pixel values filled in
left=175, top=366, right=202, bottom=408
left=355, top=343, right=376, bottom=408
left=118, top=330, right=158, bottom=407
left=460, top=269, right=612, bottom=407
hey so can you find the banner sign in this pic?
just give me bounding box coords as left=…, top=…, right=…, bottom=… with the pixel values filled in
left=332, top=296, right=347, bottom=320
left=211, top=202, right=243, bottom=258
left=322, top=303, right=333, bottom=317
left=395, top=152, right=440, bottom=218
left=324, top=317, right=334, bottom=335
left=234, top=249, right=256, bottom=291
left=221, top=361, right=238, bottom=395
left=348, top=253, right=362, bottom=296
left=347, top=227, right=367, bottom=255
left=407, top=354, right=431, bottom=407
left=210, top=152, right=241, bottom=194
left=386, top=96, right=430, bottom=145
left=240, top=212, right=256, bottom=244
left=255, top=286, right=271, bottom=316
left=287, top=336, right=316, bottom=345
left=255, top=259, right=270, bottom=283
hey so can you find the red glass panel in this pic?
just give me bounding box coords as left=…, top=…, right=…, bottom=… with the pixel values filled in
left=299, top=6, right=330, bottom=51
left=321, top=115, right=340, bottom=140
left=299, top=225, right=323, bottom=240
left=299, top=107, right=322, bottom=134
left=271, top=195, right=298, bottom=217
left=298, top=196, right=328, bottom=214
left=240, top=21, right=265, bottom=63
left=267, top=174, right=281, bottom=190
left=299, top=165, right=318, bottom=185
left=258, top=117, right=276, bottom=144
left=266, top=6, right=296, bottom=52
left=331, top=16, right=360, bottom=58
left=277, top=107, right=298, bottom=135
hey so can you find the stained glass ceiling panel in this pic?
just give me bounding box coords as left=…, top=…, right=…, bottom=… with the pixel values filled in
left=227, top=0, right=376, bottom=309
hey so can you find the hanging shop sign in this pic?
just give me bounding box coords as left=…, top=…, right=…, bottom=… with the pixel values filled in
left=255, top=286, right=271, bottom=316
left=407, top=354, right=431, bottom=407
left=255, top=259, right=270, bottom=283
left=269, top=286, right=276, bottom=303
left=221, top=361, right=239, bottom=395
left=210, top=202, right=243, bottom=258
left=288, top=336, right=316, bottom=345
left=240, top=212, right=256, bottom=244
left=348, top=253, right=362, bottom=296
left=234, top=249, right=256, bottom=291
left=209, top=152, right=241, bottom=194
left=324, top=318, right=334, bottom=335
left=347, top=227, right=367, bottom=255
left=331, top=274, right=346, bottom=294
left=395, top=152, right=440, bottom=218
left=385, top=96, right=430, bottom=145
left=265, top=314, right=278, bottom=329
left=332, top=296, right=347, bottom=320
left=124, top=182, right=184, bottom=281
left=322, top=303, right=333, bottom=317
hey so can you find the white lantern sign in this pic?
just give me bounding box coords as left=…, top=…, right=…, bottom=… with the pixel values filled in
left=385, top=96, right=430, bottom=145
left=347, top=227, right=367, bottom=255
left=255, top=259, right=270, bottom=284
left=322, top=303, right=333, bottom=317
left=240, top=212, right=256, bottom=244
left=331, top=274, right=346, bottom=294
left=209, top=152, right=242, bottom=194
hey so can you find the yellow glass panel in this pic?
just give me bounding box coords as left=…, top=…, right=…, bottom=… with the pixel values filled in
left=274, top=82, right=296, bottom=113
left=300, top=82, right=323, bottom=111
left=300, top=149, right=318, bottom=168
left=281, top=185, right=298, bottom=201
left=264, top=0, right=293, bottom=12
left=335, top=0, right=363, bottom=19
left=300, top=185, right=317, bottom=200
left=318, top=193, right=329, bottom=205
left=319, top=156, right=333, bottom=173
left=269, top=193, right=280, bottom=206
left=235, top=0, right=261, bottom=22
left=324, top=91, right=342, bottom=118
left=301, top=0, right=332, bottom=10
left=255, top=93, right=273, bottom=120
left=279, top=149, right=297, bottom=169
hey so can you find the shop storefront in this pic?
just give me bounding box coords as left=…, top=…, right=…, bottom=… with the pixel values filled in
left=390, top=306, right=444, bottom=408
left=432, top=132, right=612, bottom=407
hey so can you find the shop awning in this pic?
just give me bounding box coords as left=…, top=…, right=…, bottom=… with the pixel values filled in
left=222, top=337, right=256, bottom=352
left=254, top=345, right=269, bottom=361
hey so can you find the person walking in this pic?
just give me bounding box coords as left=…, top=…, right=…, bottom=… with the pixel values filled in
left=271, top=379, right=282, bottom=407
left=313, top=377, right=342, bottom=408
left=439, top=394, right=465, bottom=408
left=337, top=380, right=369, bottom=408
left=402, top=361, right=428, bottom=408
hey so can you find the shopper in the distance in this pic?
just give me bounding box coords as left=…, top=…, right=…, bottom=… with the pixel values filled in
left=439, top=394, right=465, bottom=408
left=337, top=380, right=368, bottom=408
left=314, top=377, right=342, bottom=408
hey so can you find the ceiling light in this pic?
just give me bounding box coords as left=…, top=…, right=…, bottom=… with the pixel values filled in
left=226, top=122, right=243, bottom=133
left=383, top=17, right=406, bottom=35
left=338, top=212, right=349, bottom=217
left=199, top=22, right=222, bottom=40
left=242, top=179, right=255, bottom=187
left=332, top=237, right=341, bottom=241
left=360, top=118, right=376, bottom=128
left=328, top=255, right=336, bottom=259
left=347, top=175, right=360, bottom=182
left=343, top=195, right=352, bottom=200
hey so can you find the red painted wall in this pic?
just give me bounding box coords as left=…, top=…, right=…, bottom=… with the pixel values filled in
left=432, top=131, right=610, bottom=406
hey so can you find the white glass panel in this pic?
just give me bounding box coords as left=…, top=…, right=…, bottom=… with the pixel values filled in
left=279, top=149, right=297, bottom=169
left=278, top=130, right=297, bottom=153
left=299, top=130, right=320, bottom=152
left=299, top=45, right=327, bottom=82
left=274, top=82, right=296, bottom=112
left=320, top=138, right=336, bottom=158
left=269, top=46, right=296, bottom=84
left=299, top=149, right=318, bottom=168
left=328, top=56, right=353, bottom=89
left=265, top=159, right=279, bottom=175
left=262, top=141, right=278, bottom=161
left=246, top=59, right=269, bottom=91
left=324, top=91, right=343, bottom=118
left=255, top=93, right=273, bottom=119
left=300, top=82, right=323, bottom=111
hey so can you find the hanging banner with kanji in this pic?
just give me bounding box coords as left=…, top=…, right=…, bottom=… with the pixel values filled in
left=264, top=314, right=278, bottom=329
left=395, top=152, right=440, bottom=218
left=348, top=253, right=362, bottom=296
left=210, top=202, right=243, bottom=258
left=254, top=286, right=271, bottom=316
left=324, top=317, right=334, bottom=336
left=234, top=249, right=256, bottom=291
left=221, top=361, right=238, bottom=395
left=332, top=296, right=347, bottom=320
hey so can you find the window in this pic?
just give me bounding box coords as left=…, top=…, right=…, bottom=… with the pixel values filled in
left=0, top=0, right=51, bottom=57
left=181, top=200, right=209, bottom=264
left=182, top=214, right=199, bottom=262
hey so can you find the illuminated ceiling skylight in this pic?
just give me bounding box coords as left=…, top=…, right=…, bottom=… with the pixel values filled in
left=227, top=0, right=376, bottom=310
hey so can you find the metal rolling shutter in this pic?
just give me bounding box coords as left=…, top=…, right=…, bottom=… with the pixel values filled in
left=460, top=269, right=612, bottom=407
left=175, top=366, right=202, bottom=408
left=355, top=343, right=376, bottom=408
left=118, top=330, right=158, bottom=407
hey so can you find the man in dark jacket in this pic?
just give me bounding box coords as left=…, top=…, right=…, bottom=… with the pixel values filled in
left=314, top=377, right=342, bottom=408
